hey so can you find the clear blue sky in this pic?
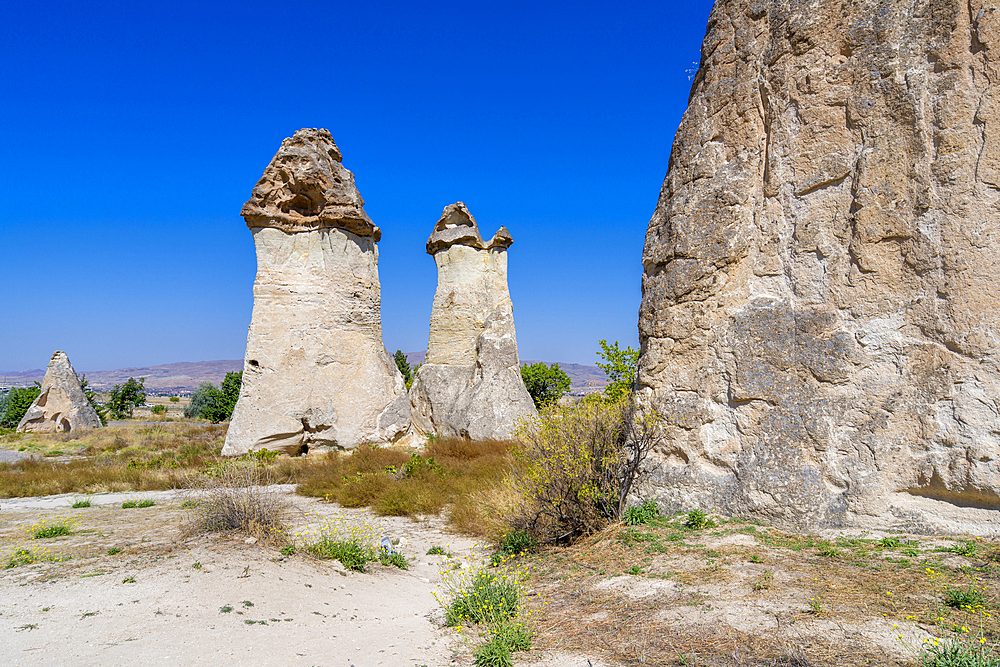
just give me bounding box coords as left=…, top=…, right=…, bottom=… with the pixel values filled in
left=0, top=0, right=715, bottom=372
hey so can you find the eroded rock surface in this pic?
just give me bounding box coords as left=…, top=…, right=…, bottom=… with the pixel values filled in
left=636, top=1, right=1000, bottom=534
left=223, top=129, right=408, bottom=455
left=17, top=351, right=101, bottom=433
left=409, top=202, right=535, bottom=439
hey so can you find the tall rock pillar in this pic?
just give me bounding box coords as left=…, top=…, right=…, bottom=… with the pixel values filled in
left=637, top=1, right=1000, bottom=533
left=223, top=129, right=408, bottom=455
left=409, top=202, right=536, bottom=439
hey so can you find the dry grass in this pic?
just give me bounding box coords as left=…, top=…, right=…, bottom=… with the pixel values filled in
left=293, top=437, right=515, bottom=536
left=0, top=423, right=227, bottom=497
left=516, top=514, right=1000, bottom=666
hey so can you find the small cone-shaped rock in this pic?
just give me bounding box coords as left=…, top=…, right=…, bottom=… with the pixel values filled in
left=17, top=351, right=101, bottom=433
left=409, top=202, right=535, bottom=439
left=223, top=129, right=408, bottom=456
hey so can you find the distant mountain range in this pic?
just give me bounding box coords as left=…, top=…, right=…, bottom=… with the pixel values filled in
left=2, top=354, right=608, bottom=395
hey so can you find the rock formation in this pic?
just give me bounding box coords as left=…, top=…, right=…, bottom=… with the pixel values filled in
left=222, top=128, right=408, bottom=456
left=17, top=351, right=102, bottom=433
left=409, top=202, right=536, bottom=439
left=636, top=1, right=1000, bottom=534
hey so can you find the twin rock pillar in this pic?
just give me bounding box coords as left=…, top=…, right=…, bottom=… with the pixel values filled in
left=224, top=132, right=532, bottom=454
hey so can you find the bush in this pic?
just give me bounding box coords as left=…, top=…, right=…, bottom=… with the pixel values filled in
left=0, top=384, right=41, bottom=428
left=491, top=530, right=538, bottom=565
left=920, top=638, right=1000, bottom=667
left=510, top=396, right=660, bottom=543
left=520, top=362, right=571, bottom=409
left=107, top=377, right=146, bottom=419
left=169, top=396, right=180, bottom=403
left=150, top=404, right=167, bottom=415
left=189, top=465, right=289, bottom=543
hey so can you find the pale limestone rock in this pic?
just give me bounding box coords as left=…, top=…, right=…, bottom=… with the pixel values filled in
left=223, top=129, right=407, bottom=456
left=17, top=351, right=101, bottom=433
left=636, top=1, right=1000, bottom=535
left=409, top=203, right=535, bottom=439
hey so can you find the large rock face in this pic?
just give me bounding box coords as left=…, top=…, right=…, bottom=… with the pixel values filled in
left=409, top=202, right=536, bottom=439
left=637, top=1, right=1000, bottom=534
left=17, top=351, right=102, bottom=433
left=223, top=129, right=408, bottom=456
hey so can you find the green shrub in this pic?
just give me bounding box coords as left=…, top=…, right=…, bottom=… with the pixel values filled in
left=307, top=538, right=372, bottom=571
left=169, top=396, right=180, bottom=402
left=150, top=404, right=167, bottom=415
left=474, top=637, right=512, bottom=667
left=71, top=498, right=92, bottom=509
left=511, top=396, right=661, bottom=543
left=121, top=500, right=137, bottom=508
left=427, top=545, right=447, bottom=555
left=623, top=500, right=660, bottom=526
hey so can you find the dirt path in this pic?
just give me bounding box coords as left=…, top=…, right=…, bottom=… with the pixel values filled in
left=0, top=489, right=486, bottom=667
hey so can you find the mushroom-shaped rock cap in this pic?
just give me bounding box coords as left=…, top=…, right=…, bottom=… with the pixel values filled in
left=426, top=202, right=513, bottom=254
left=241, top=128, right=380, bottom=240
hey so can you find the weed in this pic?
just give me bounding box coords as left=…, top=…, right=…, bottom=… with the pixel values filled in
left=280, top=545, right=295, bottom=556
left=627, top=565, right=643, bottom=575
left=136, top=499, right=155, bottom=508
left=818, top=544, right=843, bottom=558
left=309, top=538, right=371, bottom=571
left=919, top=637, right=999, bottom=667
left=944, top=587, right=986, bottom=609
left=220, top=605, right=233, bottom=613
left=107, top=547, right=122, bottom=555
left=16, top=624, right=38, bottom=631
left=752, top=570, right=774, bottom=591
left=749, top=554, right=762, bottom=564
left=81, top=611, right=99, bottom=618
left=443, top=568, right=520, bottom=626
left=474, top=637, right=512, bottom=667
left=623, top=500, right=661, bottom=526
left=241, top=601, right=254, bottom=607
left=379, top=550, right=408, bottom=569
left=121, top=501, right=137, bottom=508
left=71, top=497, right=92, bottom=508
left=122, top=576, right=136, bottom=583
left=181, top=500, right=200, bottom=508
left=879, top=536, right=905, bottom=549
left=946, top=541, right=979, bottom=558
left=427, top=545, right=447, bottom=556
left=685, top=509, right=715, bottom=530
left=192, top=562, right=202, bottom=569
left=33, top=524, right=71, bottom=539
left=807, top=597, right=824, bottom=615
left=491, top=530, right=539, bottom=565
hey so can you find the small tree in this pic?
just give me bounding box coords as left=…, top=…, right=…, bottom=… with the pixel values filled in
left=0, top=383, right=41, bottom=428
left=185, top=372, right=242, bottom=423
left=596, top=339, right=639, bottom=402
left=79, top=375, right=107, bottom=426
left=393, top=350, right=414, bottom=390
left=185, top=382, right=219, bottom=419
left=107, top=377, right=146, bottom=419
left=520, top=362, right=571, bottom=409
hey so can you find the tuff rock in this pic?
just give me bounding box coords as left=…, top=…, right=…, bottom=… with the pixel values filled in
left=636, top=0, right=1000, bottom=534
left=17, top=351, right=102, bottom=433
left=223, top=129, right=408, bottom=456
left=409, top=202, right=536, bottom=439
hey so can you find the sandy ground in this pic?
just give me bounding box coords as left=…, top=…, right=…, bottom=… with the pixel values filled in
left=0, top=488, right=497, bottom=667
